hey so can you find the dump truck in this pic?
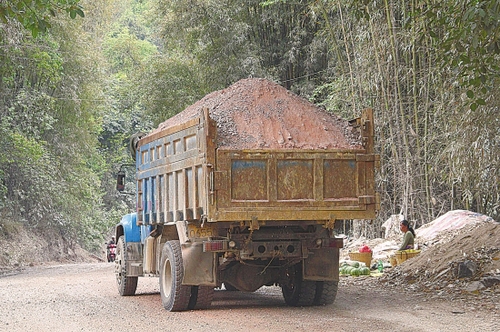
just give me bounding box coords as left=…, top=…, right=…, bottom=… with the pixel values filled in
left=114, top=78, right=379, bottom=311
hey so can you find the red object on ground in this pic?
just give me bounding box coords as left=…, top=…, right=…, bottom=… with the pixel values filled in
left=359, top=245, right=372, bottom=253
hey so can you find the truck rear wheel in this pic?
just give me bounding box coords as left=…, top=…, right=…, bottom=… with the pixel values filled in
left=281, top=264, right=316, bottom=306
left=115, top=235, right=138, bottom=296
left=159, top=240, right=191, bottom=311
left=314, top=281, right=338, bottom=305
left=188, top=286, right=214, bottom=310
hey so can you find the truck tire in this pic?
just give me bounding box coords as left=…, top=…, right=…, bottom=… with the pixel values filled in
left=188, top=286, right=214, bottom=310
left=159, top=240, right=191, bottom=311
left=115, top=235, right=138, bottom=296
left=281, top=264, right=316, bottom=306
left=314, top=281, right=338, bottom=305
left=223, top=283, right=239, bottom=291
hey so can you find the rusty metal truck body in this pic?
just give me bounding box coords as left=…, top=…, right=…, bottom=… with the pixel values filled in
left=114, top=104, right=379, bottom=311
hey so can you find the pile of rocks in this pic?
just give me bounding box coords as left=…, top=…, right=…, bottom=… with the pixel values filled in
left=381, top=220, right=500, bottom=297
left=342, top=211, right=500, bottom=298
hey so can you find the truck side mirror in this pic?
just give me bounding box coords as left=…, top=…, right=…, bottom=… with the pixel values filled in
left=116, top=170, right=126, bottom=192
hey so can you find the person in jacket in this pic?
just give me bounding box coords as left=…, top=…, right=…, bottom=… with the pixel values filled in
left=107, top=236, right=115, bottom=247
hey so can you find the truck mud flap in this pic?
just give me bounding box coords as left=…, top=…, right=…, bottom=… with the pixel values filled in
left=303, top=247, right=339, bottom=281
left=181, top=242, right=217, bottom=286
left=126, top=242, right=143, bottom=277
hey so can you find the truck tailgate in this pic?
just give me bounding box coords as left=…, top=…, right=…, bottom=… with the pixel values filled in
left=211, top=149, right=379, bottom=222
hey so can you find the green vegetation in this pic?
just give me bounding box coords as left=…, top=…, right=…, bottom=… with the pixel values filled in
left=0, top=0, right=498, bottom=257
left=0, top=0, right=84, bottom=37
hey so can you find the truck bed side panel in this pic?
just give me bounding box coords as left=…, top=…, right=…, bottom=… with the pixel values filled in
left=135, top=116, right=211, bottom=225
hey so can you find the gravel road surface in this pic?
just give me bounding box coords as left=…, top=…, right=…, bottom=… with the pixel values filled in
left=0, top=262, right=497, bottom=332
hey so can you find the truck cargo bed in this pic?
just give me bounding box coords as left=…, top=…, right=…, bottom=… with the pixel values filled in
left=135, top=79, right=379, bottom=227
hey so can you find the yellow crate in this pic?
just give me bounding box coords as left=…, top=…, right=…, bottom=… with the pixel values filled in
left=395, top=250, right=421, bottom=265
left=348, top=252, right=373, bottom=268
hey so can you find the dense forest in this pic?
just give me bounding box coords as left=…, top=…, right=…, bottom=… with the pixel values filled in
left=0, top=0, right=498, bottom=253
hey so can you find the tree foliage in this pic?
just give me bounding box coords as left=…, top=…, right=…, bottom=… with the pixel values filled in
left=424, top=0, right=500, bottom=110
left=1, top=0, right=498, bottom=260
left=0, top=0, right=84, bottom=37
left=148, top=0, right=332, bottom=117
left=0, top=0, right=124, bottom=251
left=315, top=0, right=500, bottom=224
left=146, top=0, right=499, bottom=224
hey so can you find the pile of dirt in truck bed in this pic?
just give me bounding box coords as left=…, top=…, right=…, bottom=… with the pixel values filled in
left=151, top=78, right=363, bottom=150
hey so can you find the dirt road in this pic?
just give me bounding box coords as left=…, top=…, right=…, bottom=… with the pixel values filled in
left=0, top=262, right=497, bottom=332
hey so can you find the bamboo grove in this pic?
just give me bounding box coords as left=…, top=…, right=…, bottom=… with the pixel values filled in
left=0, top=0, right=498, bottom=250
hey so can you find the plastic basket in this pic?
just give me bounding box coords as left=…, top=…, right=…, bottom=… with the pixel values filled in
left=395, top=250, right=421, bottom=265
left=348, top=252, right=373, bottom=268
